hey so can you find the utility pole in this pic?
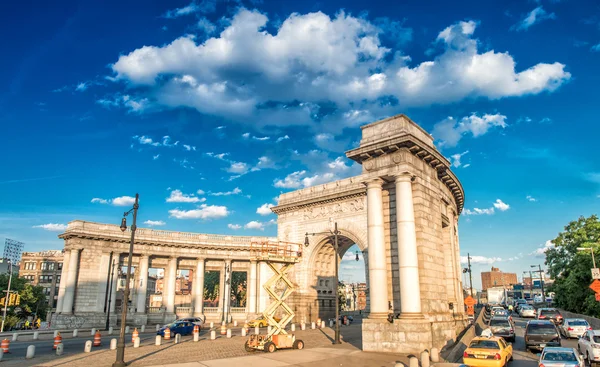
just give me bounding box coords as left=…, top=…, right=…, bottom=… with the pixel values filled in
left=1, top=261, right=13, bottom=332
left=467, top=253, right=473, bottom=297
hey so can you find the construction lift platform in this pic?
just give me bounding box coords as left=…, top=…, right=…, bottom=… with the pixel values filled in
left=245, top=240, right=304, bottom=353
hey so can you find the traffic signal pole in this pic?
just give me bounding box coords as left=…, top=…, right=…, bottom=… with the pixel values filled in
left=1, top=261, right=13, bottom=332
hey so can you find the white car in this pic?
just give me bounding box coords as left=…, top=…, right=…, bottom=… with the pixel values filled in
left=519, top=305, right=537, bottom=318
left=561, top=319, right=591, bottom=338
left=578, top=330, right=600, bottom=365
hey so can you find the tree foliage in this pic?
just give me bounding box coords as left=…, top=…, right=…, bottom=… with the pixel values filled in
left=231, top=272, right=247, bottom=307
left=0, top=274, right=48, bottom=329
left=546, top=215, right=600, bottom=316
left=203, top=271, right=220, bottom=303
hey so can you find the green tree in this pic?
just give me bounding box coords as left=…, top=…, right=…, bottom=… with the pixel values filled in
left=203, top=271, right=220, bottom=304
left=546, top=215, right=600, bottom=316
left=231, top=272, right=247, bottom=307
left=0, top=274, right=48, bottom=329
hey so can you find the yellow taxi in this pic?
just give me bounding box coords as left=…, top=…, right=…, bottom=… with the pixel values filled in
left=462, top=336, right=513, bottom=367
left=247, top=315, right=281, bottom=328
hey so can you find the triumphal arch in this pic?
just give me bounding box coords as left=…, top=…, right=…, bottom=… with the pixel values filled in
left=55, top=114, right=466, bottom=353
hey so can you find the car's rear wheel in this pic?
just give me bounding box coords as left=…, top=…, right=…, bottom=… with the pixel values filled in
left=293, top=340, right=304, bottom=350
left=265, top=342, right=276, bottom=353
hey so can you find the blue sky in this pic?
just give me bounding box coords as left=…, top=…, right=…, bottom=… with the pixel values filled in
left=1, top=0, right=599, bottom=289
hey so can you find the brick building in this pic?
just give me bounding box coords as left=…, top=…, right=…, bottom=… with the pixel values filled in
left=19, top=250, right=64, bottom=312
left=481, top=267, right=517, bottom=291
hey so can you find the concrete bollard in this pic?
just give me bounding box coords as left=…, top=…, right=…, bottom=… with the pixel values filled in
left=420, top=351, right=430, bottom=367
left=227, top=329, right=232, bottom=338
left=111, top=338, right=117, bottom=350
left=156, top=324, right=160, bottom=331
left=91, top=328, right=96, bottom=336
left=56, top=343, right=64, bottom=356
left=234, top=320, right=238, bottom=327
left=125, top=326, right=130, bottom=334
left=291, top=324, right=295, bottom=332
left=311, top=322, right=315, bottom=329
left=241, top=328, right=246, bottom=337
left=26, top=345, right=35, bottom=359
left=108, top=327, right=113, bottom=335
left=430, top=347, right=440, bottom=363
left=133, top=337, right=140, bottom=348
left=141, top=325, right=145, bottom=333
left=11, top=333, right=17, bottom=342
left=0, top=349, right=3, bottom=361
left=175, top=334, right=181, bottom=344
left=329, top=320, right=333, bottom=328
left=54, top=330, right=59, bottom=337
left=194, top=332, right=199, bottom=342
left=409, top=356, right=419, bottom=367
left=301, top=323, right=306, bottom=330
left=84, top=340, right=92, bottom=353
left=210, top=330, right=216, bottom=340
left=155, top=335, right=161, bottom=346
left=33, top=331, right=39, bottom=340
left=73, top=329, right=78, bottom=338
left=321, top=321, right=325, bottom=328
left=210, top=322, right=214, bottom=329
left=255, top=326, right=259, bottom=335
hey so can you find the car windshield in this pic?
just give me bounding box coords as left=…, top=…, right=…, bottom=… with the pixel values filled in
left=541, top=310, right=560, bottom=317
left=569, top=320, right=588, bottom=326
left=469, top=340, right=500, bottom=349
left=593, top=336, right=600, bottom=343
left=528, top=324, right=558, bottom=335
left=490, top=319, right=510, bottom=327
left=542, top=352, right=577, bottom=362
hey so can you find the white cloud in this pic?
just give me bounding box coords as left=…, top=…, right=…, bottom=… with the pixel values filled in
left=183, top=144, right=196, bottom=151
left=242, top=133, right=250, bottom=139
left=530, top=240, right=554, bottom=257
left=526, top=195, right=537, bottom=202
left=91, top=196, right=136, bottom=206
left=97, top=94, right=151, bottom=114
left=432, top=113, right=507, bottom=148
left=163, top=0, right=215, bottom=19
left=450, top=150, right=469, bottom=168
left=342, top=251, right=362, bottom=261
left=134, top=135, right=161, bottom=146
left=153, top=154, right=160, bottom=160
left=33, top=223, right=67, bottom=232
left=166, top=189, right=205, bottom=203
left=460, top=255, right=502, bottom=264
left=592, top=44, right=600, bottom=52
left=511, top=6, right=556, bottom=32
left=276, top=135, right=290, bottom=143
left=256, top=203, right=275, bottom=215
left=168, top=204, right=229, bottom=219
left=226, top=162, right=249, bottom=174
left=252, top=136, right=270, bottom=141
left=110, top=12, right=570, bottom=127
left=493, top=199, right=510, bottom=211
left=75, top=82, right=89, bottom=92
left=197, top=189, right=205, bottom=195
left=463, top=164, right=471, bottom=168
left=274, top=154, right=359, bottom=189
left=228, top=224, right=242, bottom=230
left=244, top=220, right=265, bottom=231
left=210, top=187, right=242, bottom=196
left=144, top=220, right=166, bottom=226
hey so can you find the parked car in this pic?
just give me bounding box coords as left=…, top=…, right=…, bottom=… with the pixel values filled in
left=519, top=305, right=537, bottom=318
left=515, top=299, right=528, bottom=313
left=525, top=320, right=562, bottom=352
left=560, top=319, right=591, bottom=339
left=538, top=308, right=564, bottom=325
left=538, top=347, right=583, bottom=367
left=462, top=336, right=513, bottom=367
left=489, top=317, right=516, bottom=342
left=491, top=309, right=512, bottom=322
left=247, top=315, right=281, bottom=328
left=157, top=320, right=195, bottom=336
left=177, top=317, right=205, bottom=326
left=578, top=330, right=600, bottom=366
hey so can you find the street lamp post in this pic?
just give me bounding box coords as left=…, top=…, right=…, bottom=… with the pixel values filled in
left=530, top=264, right=546, bottom=305
left=462, top=253, right=473, bottom=297
left=1, top=261, right=13, bottom=332
left=106, top=259, right=116, bottom=331
left=304, top=220, right=342, bottom=345
left=113, top=193, right=139, bottom=367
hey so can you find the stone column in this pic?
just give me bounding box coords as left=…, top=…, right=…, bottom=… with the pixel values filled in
left=396, top=174, right=423, bottom=317
left=193, top=257, right=205, bottom=317
left=110, top=254, right=119, bottom=313
left=55, top=250, right=71, bottom=313
left=364, top=178, right=389, bottom=319
left=165, top=257, right=177, bottom=314
left=248, top=261, right=257, bottom=314
left=223, top=260, right=232, bottom=319
left=136, top=255, right=149, bottom=314
left=62, top=249, right=80, bottom=314
left=218, top=267, right=225, bottom=313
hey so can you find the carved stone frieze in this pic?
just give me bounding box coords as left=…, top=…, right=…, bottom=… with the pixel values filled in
left=302, top=197, right=365, bottom=220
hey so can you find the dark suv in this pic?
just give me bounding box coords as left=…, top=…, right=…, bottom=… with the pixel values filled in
left=538, top=308, right=564, bottom=325
left=489, top=317, right=515, bottom=342
left=525, top=320, right=561, bottom=351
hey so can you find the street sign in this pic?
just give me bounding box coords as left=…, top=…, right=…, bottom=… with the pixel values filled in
left=466, top=305, right=475, bottom=315
left=592, top=268, right=600, bottom=280
left=596, top=294, right=600, bottom=302
left=590, top=280, right=600, bottom=293
left=464, top=296, right=476, bottom=306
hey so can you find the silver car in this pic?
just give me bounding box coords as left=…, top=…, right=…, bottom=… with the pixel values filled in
left=538, top=347, right=583, bottom=367
left=561, top=319, right=590, bottom=339
left=520, top=305, right=537, bottom=318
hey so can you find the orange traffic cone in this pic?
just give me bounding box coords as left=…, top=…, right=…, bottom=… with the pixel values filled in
left=53, top=333, right=62, bottom=350
left=193, top=324, right=199, bottom=334
left=93, top=330, right=101, bottom=347
left=164, top=327, right=171, bottom=340
left=1, top=338, right=9, bottom=353
left=132, top=328, right=139, bottom=343
left=220, top=324, right=226, bottom=335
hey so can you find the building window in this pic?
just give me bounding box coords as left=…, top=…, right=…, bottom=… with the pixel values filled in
left=24, top=262, right=36, bottom=270
left=57, top=262, right=63, bottom=270
left=43, top=287, right=51, bottom=296
left=56, top=275, right=61, bottom=284
left=23, top=275, right=35, bottom=282
left=39, top=275, right=53, bottom=283
left=52, top=299, right=58, bottom=308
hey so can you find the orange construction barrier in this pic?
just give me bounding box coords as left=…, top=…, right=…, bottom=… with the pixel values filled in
left=1, top=338, right=9, bottom=353
left=53, top=333, right=62, bottom=350
left=132, top=328, right=139, bottom=343
left=93, top=330, right=101, bottom=347
left=193, top=324, right=199, bottom=334
left=164, top=327, right=171, bottom=340
left=220, top=324, right=226, bottom=335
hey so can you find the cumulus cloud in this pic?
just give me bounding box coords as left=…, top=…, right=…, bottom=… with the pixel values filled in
left=244, top=219, right=276, bottom=231
left=166, top=189, right=205, bottom=203
left=168, top=204, right=229, bottom=219
left=210, top=187, right=242, bottom=196
left=256, top=203, right=275, bottom=215
left=460, top=255, right=502, bottom=264
left=91, top=196, right=136, bottom=206
left=109, top=11, right=570, bottom=127
left=144, top=220, right=166, bottom=226
left=511, top=6, right=556, bottom=32
left=432, top=113, right=507, bottom=148
left=228, top=223, right=242, bottom=230
left=450, top=151, right=469, bottom=168
left=493, top=199, right=510, bottom=211
left=530, top=240, right=554, bottom=257
left=274, top=153, right=359, bottom=189
left=97, top=94, right=151, bottom=114
left=33, top=223, right=67, bottom=232
left=463, top=199, right=509, bottom=215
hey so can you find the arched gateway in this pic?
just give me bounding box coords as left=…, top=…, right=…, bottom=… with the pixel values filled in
left=55, top=114, right=466, bottom=354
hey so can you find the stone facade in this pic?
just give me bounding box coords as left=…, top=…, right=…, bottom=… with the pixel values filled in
left=19, top=250, right=64, bottom=314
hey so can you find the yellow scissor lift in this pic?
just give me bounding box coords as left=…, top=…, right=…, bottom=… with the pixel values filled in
left=245, top=240, right=305, bottom=353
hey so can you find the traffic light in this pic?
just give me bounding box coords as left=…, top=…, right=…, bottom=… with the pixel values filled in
left=0, top=297, right=4, bottom=306
left=8, top=293, right=15, bottom=306
left=14, top=294, right=20, bottom=305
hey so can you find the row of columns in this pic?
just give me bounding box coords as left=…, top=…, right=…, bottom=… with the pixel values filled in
left=365, top=174, right=422, bottom=319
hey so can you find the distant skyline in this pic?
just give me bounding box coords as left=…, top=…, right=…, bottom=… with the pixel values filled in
left=2, top=0, right=600, bottom=289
